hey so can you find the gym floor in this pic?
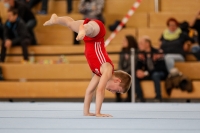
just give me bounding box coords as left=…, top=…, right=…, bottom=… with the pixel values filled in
left=0, top=102, right=200, bottom=133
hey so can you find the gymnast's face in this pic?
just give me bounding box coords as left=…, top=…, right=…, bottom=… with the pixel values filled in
left=106, top=78, right=123, bottom=94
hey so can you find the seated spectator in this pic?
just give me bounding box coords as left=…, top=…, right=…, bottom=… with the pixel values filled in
left=0, top=8, right=31, bottom=62
left=180, top=21, right=200, bottom=60
left=27, top=0, right=73, bottom=15
left=3, top=0, right=37, bottom=44
left=160, top=18, right=191, bottom=72
left=189, top=10, right=200, bottom=60
left=116, top=35, right=138, bottom=102
left=190, top=10, right=200, bottom=43
left=136, top=36, right=168, bottom=102
left=0, top=17, right=4, bottom=59
left=0, top=16, right=3, bottom=41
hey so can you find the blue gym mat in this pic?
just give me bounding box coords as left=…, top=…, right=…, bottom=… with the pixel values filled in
left=0, top=102, right=200, bottom=133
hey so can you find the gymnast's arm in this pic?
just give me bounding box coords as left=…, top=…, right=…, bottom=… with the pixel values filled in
left=95, top=63, right=113, bottom=117
left=84, top=74, right=100, bottom=116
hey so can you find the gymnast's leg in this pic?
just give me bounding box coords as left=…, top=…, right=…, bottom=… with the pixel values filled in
left=43, top=14, right=100, bottom=40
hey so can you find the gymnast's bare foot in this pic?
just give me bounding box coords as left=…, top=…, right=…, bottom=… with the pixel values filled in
left=76, top=24, right=86, bottom=41
left=43, top=14, right=58, bottom=26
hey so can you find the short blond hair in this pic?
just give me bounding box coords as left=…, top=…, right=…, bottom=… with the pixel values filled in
left=113, top=70, right=132, bottom=93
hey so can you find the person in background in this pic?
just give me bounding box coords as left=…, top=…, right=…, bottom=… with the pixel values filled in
left=27, top=0, right=49, bottom=15
left=67, top=0, right=73, bottom=14
left=180, top=21, right=200, bottom=61
left=189, top=10, right=200, bottom=61
left=3, top=0, right=37, bottom=44
left=1, top=8, right=31, bottom=63
left=136, top=36, right=168, bottom=102
left=74, top=0, right=104, bottom=45
left=116, top=35, right=138, bottom=102
left=79, top=0, right=105, bottom=23
left=0, top=15, right=3, bottom=41
left=0, top=14, right=4, bottom=61
left=27, top=0, right=73, bottom=14
left=190, top=10, right=200, bottom=43
left=160, top=18, right=192, bottom=72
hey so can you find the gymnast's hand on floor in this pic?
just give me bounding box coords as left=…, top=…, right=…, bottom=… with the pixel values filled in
left=43, top=14, right=58, bottom=26
left=84, top=112, right=96, bottom=116
left=96, top=113, right=113, bottom=117
left=76, top=24, right=86, bottom=41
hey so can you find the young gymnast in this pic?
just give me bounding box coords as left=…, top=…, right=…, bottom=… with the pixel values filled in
left=44, top=14, right=132, bottom=117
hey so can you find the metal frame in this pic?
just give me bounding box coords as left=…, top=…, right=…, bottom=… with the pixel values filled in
left=131, top=48, right=135, bottom=103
